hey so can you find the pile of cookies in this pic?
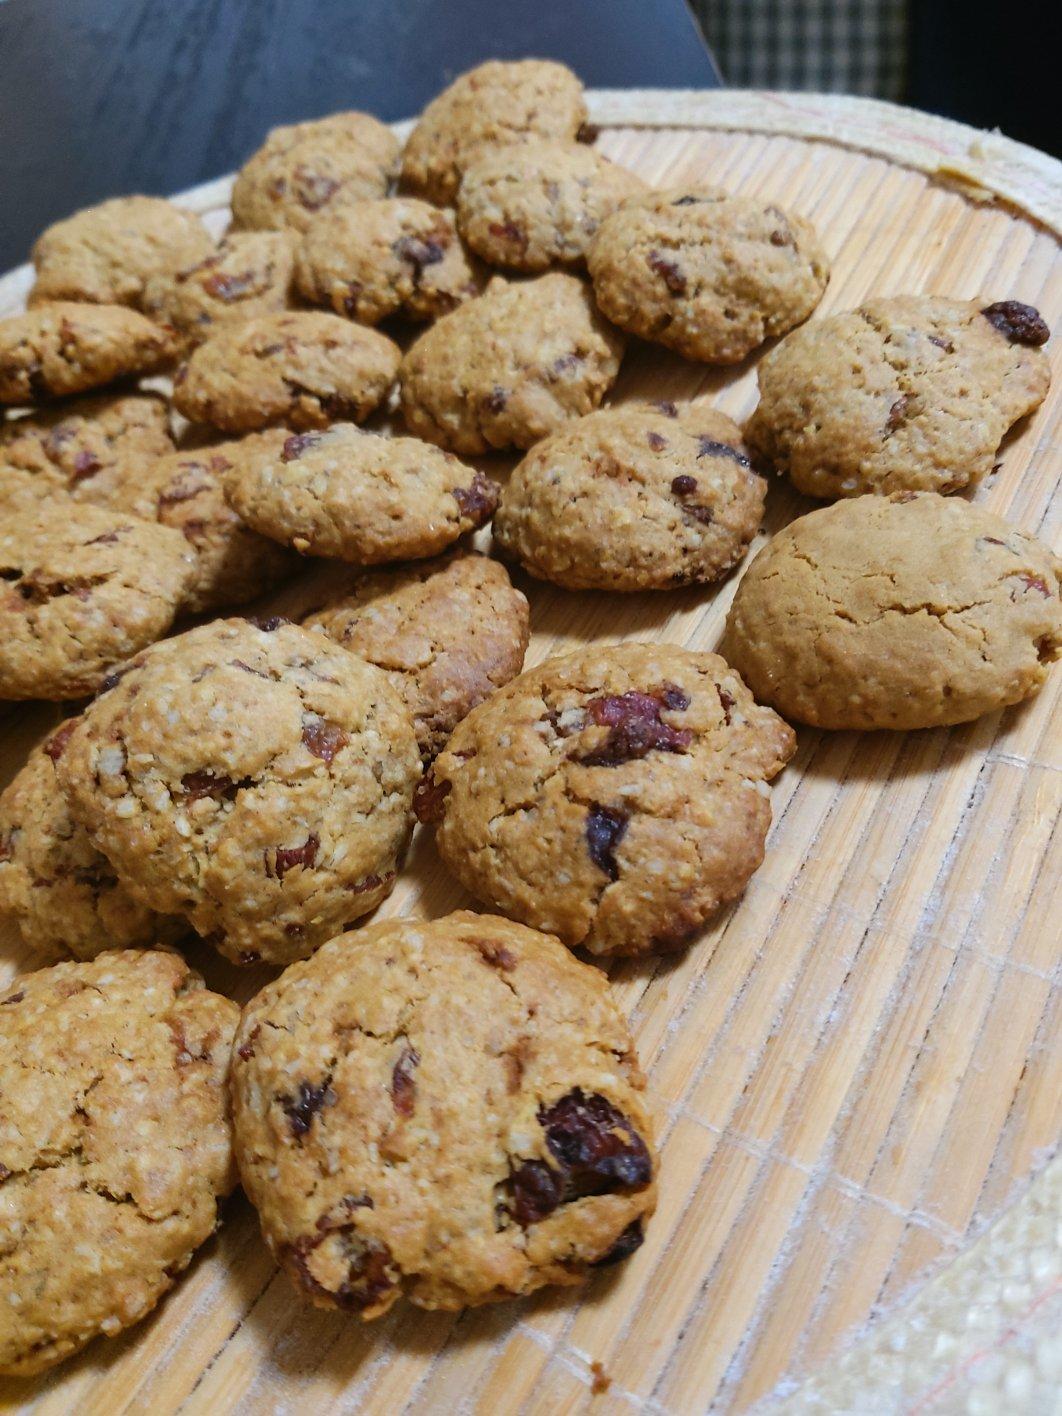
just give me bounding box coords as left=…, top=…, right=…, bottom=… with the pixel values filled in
left=0, top=58, right=1058, bottom=1377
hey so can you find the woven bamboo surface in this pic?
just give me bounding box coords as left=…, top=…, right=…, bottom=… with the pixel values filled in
left=0, top=92, right=1059, bottom=1414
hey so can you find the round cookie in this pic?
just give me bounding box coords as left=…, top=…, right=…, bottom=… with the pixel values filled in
left=721, top=492, right=1062, bottom=730
left=231, top=112, right=400, bottom=234
left=231, top=911, right=657, bottom=1316
left=745, top=296, right=1052, bottom=499
left=295, top=198, right=480, bottom=326
left=400, top=59, right=589, bottom=206
left=0, top=303, right=174, bottom=404
left=29, top=195, right=214, bottom=308
left=56, top=618, right=421, bottom=966
left=456, top=140, right=646, bottom=273
left=0, top=949, right=238, bottom=1376
left=0, top=505, right=196, bottom=701
left=115, top=432, right=295, bottom=613
left=416, top=644, right=796, bottom=956
left=400, top=272, right=624, bottom=454
left=302, top=552, right=530, bottom=760
left=0, top=726, right=178, bottom=960
left=0, top=391, right=174, bottom=509
left=141, top=230, right=296, bottom=350
left=493, top=400, right=765, bottom=591
left=172, top=311, right=400, bottom=432
left=587, top=187, right=829, bottom=364
left=224, top=423, right=500, bottom=564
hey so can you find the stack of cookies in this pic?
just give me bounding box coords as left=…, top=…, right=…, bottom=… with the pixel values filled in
left=0, top=57, right=1058, bottom=1377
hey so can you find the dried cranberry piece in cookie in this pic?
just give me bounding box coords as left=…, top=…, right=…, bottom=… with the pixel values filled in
left=981, top=301, right=1050, bottom=346
left=578, top=687, right=692, bottom=766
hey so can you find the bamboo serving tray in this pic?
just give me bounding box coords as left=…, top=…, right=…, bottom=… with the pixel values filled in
left=1, top=91, right=1059, bottom=1415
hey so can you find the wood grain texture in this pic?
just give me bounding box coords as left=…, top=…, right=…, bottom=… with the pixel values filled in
left=0, top=95, right=1059, bottom=1414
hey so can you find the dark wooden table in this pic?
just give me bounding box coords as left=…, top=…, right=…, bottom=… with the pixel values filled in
left=0, top=0, right=720, bottom=271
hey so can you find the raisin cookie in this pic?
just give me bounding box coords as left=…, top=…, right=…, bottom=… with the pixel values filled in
left=0, top=505, right=196, bottom=701
left=231, top=112, right=400, bottom=234
left=29, top=195, right=214, bottom=308
left=0, top=303, right=173, bottom=404
left=295, top=198, right=480, bottom=326
left=224, top=424, right=499, bottom=564
left=172, top=311, right=400, bottom=432
left=115, top=432, right=295, bottom=612
left=0, top=949, right=238, bottom=1375
left=302, top=552, right=530, bottom=759
left=400, top=273, right=624, bottom=454
left=231, top=911, right=656, bottom=1316
left=722, top=492, right=1062, bottom=730
left=493, top=401, right=765, bottom=590
left=416, top=644, right=795, bottom=956
left=587, top=188, right=829, bottom=364
left=401, top=59, right=589, bottom=205
left=0, top=391, right=174, bottom=508
left=745, top=297, right=1052, bottom=499
left=456, top=140, right=646, bottom=273
left=56, top=618, right=421, bottom=966
left=141, top=230, right=296, bottom=350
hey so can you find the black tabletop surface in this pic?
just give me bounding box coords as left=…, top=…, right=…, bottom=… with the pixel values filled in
left=0, top=0, right=720, bottom=272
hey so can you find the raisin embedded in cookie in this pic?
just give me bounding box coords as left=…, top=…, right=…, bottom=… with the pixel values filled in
left=0, top=949, right=238, bottom=1375
left=29, top=195, right=214, bottom=308
left=171, top=310, right=400, bottom=432
left=231, top=911, right=657, bottom=1316
left=295, top=198, right=480, bottom=326
left=141, top=230, right=297, bottom=350
left=745, top=296, right=1052, bottom=499
left=301, top=551, right=530, bottom=759
left=722, top=492, right=1062, bottom=730
left=0, top=505, right=196, bottom=701
left=115, top=431, right=295, bottom=613
left=56, top=618, right=421, bottom=965
left=587, top=187, right=829, bottom=364
left=400, top=59, right=589, bottom=205
left=456, top=140, right=646, bottom=273
left=224, top=423, right=500, bottom=564
left=0, top=303, right=174, bottom=404
left=493, top=401, right=765, bottom=590
left=231, top=112, right=400, bottom=233
left=415, top=644, right=796, bottom=956
left=400, top=272, right=624, bottom=454
left=0, top=391, right=174, bottom=508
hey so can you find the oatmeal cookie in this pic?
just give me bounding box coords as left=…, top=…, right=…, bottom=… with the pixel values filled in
left=0, top=303, right=174, bottom=404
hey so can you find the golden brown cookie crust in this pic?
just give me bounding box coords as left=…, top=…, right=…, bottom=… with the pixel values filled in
left=493, top=401, right=765, bottom=590
left=56, top=617, right=421, bottom=965
left=587, top=187, right=829, bottom=364
left=721, top=492, right=1062, bottom=730
left=302, top=551, right=530, bottom=759
left=416, top=643, right=795, bottom=956
left=745, top=296, right=1052, bottom=498
left=0, top=949, right=238, bottom=1376
left=399, top=272, right=624, bottom=454
left=0, top=303, right=174, bottom=404
left=172, top=311, right=400, bottom=433
left=231, top=911, right=656, bottom=1317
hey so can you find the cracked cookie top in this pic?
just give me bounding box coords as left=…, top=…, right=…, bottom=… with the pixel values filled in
left=0, top=504, right=197, bottom=701
left=722, top=491, right=1062, bottom=730
left=171, top=310, right=400, bottom=433
left=415, top=643, right=795, bottom=956
left=223, top=423, right=500, bottom=564
left=302, top=551, right=530, bottom=760
left=231, top=111, right=400, bottom=234
left=0, top=948, right=238, bottom=1375
left=231, top=910, right=656, bottom=1317
left=745, top=296, right=1052, bottom=499
left=493, top=400, right=766, bottom=591
left=55, top=617, right=421, bottom=965
left=587, top=187, right=829, bottom=364
left=0, top=302, right=174, bottom=404
left=400, top=59, right=589, bottom=206
left=399, top=272, right=624, bottom=454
